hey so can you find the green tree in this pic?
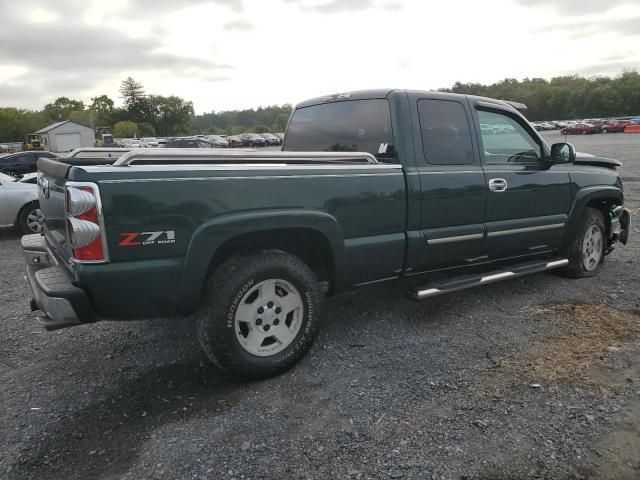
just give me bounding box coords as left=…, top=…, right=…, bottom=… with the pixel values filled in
left=137, top=122, right=156, bottom=136
left=90, top=95, right=115, bottom=126
left=254, top=124, right=270, bottom=133
left=148, top=95, right=194, bottom=136
left=90, top=94, right=114, bottom=114
left=191, top=104, right=293, bottom=134
left=0, top=108, right=50, bottom=142
left=271, top=113, right=290, bottom=132
left=43, top=97, right=85, bottom=122
left=113, top=120, right=138, bottom=138
left=119, top=77, right=145, bottom=108
left=119, top=77, right=153, bottom=124
left=69, top=109, right=95, bottom=127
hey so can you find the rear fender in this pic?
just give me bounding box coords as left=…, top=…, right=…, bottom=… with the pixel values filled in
left=177, top=209, right=344, bottom=313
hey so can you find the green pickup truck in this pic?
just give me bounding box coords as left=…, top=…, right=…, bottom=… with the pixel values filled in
left=23, top=89, right=631, bottom=378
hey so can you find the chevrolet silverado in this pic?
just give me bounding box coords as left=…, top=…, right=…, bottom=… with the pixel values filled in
left=23, top=89, right=631, bottom=378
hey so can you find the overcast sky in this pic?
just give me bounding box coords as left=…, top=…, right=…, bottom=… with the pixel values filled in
left=1, top=0, right=639, bottom=114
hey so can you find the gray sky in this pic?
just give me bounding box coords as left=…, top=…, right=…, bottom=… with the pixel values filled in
left=1, top=0, right=638, bottom=113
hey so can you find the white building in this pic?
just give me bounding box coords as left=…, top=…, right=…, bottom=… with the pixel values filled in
left=35, top=121, right=95, bottom=153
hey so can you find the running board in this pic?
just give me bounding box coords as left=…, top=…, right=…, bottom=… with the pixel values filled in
left=408, top=258, right=569, bottom=300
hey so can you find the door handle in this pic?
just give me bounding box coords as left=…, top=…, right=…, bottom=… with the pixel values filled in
left=489, top=178, right=508, bottom=192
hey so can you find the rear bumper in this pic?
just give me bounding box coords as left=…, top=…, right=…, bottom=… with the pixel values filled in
left=22, top=234, right=95, bottom=330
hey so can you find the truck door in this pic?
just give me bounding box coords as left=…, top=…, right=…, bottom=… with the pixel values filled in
left=410, top=93, right=487, bottom=272
left=471, top=103, right=571, bottom=259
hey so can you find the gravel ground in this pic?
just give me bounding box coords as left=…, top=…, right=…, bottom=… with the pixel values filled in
left=1, top=132, right=639, bottom=480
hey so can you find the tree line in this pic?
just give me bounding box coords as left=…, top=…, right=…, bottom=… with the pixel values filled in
left=0, top=77, right=196, bottom=142
left=1, top=71, right=639, bottom=143
left=442, top=70, right=640, bottom=121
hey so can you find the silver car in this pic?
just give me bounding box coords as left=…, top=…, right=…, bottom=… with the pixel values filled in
left=0, top=172, right=42, bottom=234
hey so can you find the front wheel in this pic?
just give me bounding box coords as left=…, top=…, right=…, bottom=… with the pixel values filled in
left=196, top=250, right=323, bottom=379
left=559, top=207, right=606, bottom=278
left=17, top=201, right=43, bottom=234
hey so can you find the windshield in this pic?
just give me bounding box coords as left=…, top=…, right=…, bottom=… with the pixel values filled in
left=284, top=99, right=395, bottom=160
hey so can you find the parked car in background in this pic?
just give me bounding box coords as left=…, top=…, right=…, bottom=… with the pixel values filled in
left=275, top=133, right=285, bottom=143
left=205, top=135, right=230, bottom=148
left=259, top=133, right=281, bottom=146
left=601, top=120, right=633, bottom=133
left=584, top=119, right=605, bottom=128
left=0, top=172, right=42, bottom=233
left=561, top=123, right=599, bottom=135
left=227, top=135, right=243, bottom=148
left=240, top=133, right=267, bottom=147
left=164, top=137, right=214, bottom=148
left=121, top=138, right=143, bottom=148
left=140, top=137, right=160, bottom=147
left=0, top=151, right=59, bottom=176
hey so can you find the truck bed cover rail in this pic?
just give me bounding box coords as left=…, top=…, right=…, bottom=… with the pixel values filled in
left=112, top=148, right=379, bottom=166
left=64, top=147, right=132, bottom=159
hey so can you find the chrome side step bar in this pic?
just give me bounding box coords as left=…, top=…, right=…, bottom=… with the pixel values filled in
left=408, top=258, right=569, bottom=300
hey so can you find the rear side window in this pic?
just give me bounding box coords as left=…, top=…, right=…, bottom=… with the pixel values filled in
left=418, top=99, right=474, bottom=165
left=285, top=99, right=395, bottom=161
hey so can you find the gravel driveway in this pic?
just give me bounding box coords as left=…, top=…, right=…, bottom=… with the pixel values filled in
left=1, top=132, right=639, bottom=480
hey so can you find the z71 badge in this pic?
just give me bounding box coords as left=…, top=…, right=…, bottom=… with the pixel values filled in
left=118, top=231, right=176, bottom=247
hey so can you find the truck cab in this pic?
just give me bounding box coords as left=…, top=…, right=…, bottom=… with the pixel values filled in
left=283, top=89, right=629, bottom=276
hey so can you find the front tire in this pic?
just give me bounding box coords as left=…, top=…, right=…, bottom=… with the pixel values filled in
left=560, top=207, right=606, bottom=278
left=196, top=250, right=323, bottom=379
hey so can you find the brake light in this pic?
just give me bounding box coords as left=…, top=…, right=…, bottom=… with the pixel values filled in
left=65, top=183, right=108, bottom=263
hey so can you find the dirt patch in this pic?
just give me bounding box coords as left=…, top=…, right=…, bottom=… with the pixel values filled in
left=500, top=303, right=640, bottom=387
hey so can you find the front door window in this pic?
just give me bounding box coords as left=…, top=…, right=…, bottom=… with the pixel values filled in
left=477, top=110, right=542, bottom=164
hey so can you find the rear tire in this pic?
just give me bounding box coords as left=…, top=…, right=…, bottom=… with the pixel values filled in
left=196, top=250, right=323, bottom=379
left=559, top=207, right=606, bottom=278
left=17, top=201, right=43, bottom=234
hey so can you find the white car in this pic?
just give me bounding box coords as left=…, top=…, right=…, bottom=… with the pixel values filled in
left=0, top=172, right=42, bottom=234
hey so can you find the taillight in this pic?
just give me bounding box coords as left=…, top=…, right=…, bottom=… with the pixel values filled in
left=65, top=183, right=108, bottom=263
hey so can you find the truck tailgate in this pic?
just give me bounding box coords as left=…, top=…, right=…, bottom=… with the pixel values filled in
left=37, top=158, right=73, bottom=265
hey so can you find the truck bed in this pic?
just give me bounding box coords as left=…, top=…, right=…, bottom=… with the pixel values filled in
left=36, top=150, right=407, bottom=319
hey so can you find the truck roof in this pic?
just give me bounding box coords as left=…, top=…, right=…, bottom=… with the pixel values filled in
left=295, top=89, right=526, bottom=113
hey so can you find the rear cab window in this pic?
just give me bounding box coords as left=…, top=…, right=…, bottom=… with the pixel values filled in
left=417, top=99, right=474, bottom=165
left=284, top=99, right=395, bottom=162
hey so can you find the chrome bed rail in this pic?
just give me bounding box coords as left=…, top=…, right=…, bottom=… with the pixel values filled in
left=111, top=148, right=379, bottom=166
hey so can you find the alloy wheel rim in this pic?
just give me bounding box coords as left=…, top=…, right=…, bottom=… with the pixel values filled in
left=582, top=224, right=603, bottom=271
left=234, top=279, right=304, bottom=356
left=26, top=208, right=44, bottom=233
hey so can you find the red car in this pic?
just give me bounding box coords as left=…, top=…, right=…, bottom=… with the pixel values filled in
left=561, top=123, right=599, bottom=135
left=601, top=120, right=633, bottom=133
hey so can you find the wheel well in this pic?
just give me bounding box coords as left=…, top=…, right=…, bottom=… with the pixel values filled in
left=585, top=198, right=618, bottom=236
left=207, top=228, right=335, bottom=289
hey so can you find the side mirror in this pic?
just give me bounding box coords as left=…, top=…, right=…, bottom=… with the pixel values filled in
left=550, top=142, right=576, bottom=163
